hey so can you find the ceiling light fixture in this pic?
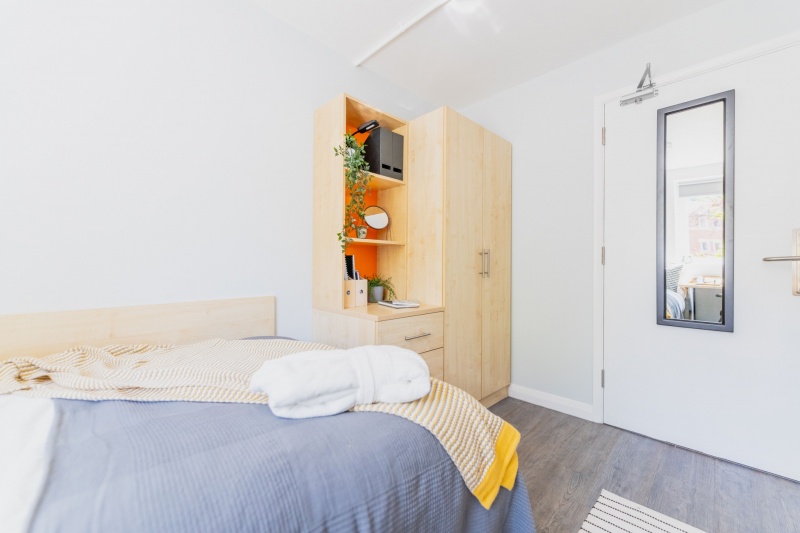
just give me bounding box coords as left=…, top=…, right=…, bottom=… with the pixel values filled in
left=447, top=0, right=483, bottom=15
left=353, top=0, right=452, bottom=67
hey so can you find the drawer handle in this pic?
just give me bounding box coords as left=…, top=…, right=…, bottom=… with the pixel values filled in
left=404, top=332, right=432, bottom=341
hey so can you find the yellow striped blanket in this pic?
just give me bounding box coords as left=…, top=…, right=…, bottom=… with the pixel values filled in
left=0, top=338, right=519, bottom=509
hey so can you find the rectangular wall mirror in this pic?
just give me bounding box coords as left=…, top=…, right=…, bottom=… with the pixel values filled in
left=657, top=90, right=735, bottom=332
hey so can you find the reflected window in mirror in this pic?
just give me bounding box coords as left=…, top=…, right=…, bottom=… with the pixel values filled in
left=657, top=91, right=734, bottom=332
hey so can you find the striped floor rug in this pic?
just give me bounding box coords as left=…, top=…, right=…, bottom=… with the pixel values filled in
left=581, top=490, right=707, bottom=533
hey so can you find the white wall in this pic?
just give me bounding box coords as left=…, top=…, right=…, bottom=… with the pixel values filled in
left=460, top=0, right=800, bottom=406
left=0, top=0, right=434, bottom=339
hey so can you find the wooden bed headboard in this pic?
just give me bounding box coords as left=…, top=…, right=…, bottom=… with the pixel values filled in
left=0, top=296, right=276, bottom=360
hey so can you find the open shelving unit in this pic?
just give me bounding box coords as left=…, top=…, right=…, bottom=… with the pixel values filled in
left=312, top=94, right=413, bottom=316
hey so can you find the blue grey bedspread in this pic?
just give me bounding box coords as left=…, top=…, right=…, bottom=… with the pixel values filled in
left=31, top=400, right=535, bottom=533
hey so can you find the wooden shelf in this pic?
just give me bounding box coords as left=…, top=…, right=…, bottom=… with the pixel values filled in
left=366, top=171, right=405, bottom=190
left=349, top=238, right=404, bottom=246
left=329, top=303, right=444, bottom=322
left=345, top=95, right=406, bottom=132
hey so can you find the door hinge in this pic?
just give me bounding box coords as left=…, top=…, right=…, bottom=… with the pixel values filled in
left=601, top=246, right=605, bottom=265
left=601, top=369, right=605, bottom=388
left=601, top=127, right=606, bottom=146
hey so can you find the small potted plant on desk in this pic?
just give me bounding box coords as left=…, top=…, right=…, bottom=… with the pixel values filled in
left=367, top=275, right=396, bottom=303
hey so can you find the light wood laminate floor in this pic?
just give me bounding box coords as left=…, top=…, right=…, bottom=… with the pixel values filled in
left=490, top=398, right=800, bottom=533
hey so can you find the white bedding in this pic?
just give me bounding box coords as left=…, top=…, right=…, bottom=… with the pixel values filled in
left=0, top=396, right=56, bottom=533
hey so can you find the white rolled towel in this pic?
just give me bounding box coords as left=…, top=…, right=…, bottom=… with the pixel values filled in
left=249, top=345, right=431, bottom=419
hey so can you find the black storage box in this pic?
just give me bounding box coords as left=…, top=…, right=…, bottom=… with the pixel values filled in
left=364, top=128, right=403, bottom=181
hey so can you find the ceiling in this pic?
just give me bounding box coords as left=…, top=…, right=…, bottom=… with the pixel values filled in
left=249, top=0, right=727, bottom=108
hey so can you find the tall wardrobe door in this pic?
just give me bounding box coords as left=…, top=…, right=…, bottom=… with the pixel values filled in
left=443, top=109, right=484, bottom=399
left=407, top=109, right=445, bottom=306
left=481, top=131, right=512, bottom=398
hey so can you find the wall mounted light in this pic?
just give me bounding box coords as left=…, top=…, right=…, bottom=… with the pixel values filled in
left=353, top=120, right=380, bottom=135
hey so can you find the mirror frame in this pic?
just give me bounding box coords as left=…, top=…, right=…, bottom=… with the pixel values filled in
left=363, top=205, right=390, bottom=231
left=656, top=90, right=735, bottom=332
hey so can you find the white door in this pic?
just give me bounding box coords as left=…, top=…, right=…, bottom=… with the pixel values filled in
left=604, top=43, right=800, bottom=480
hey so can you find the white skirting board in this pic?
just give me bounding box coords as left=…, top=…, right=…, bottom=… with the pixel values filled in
left=508, top=384, right=597, bottom=422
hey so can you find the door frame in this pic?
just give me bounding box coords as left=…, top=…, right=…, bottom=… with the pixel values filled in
left=591, top=30, right=800, bottom=424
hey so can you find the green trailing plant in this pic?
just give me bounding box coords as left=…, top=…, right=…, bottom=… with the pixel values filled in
left=334, top=134, right=372, bottom=251
left=366, top=274, right=396, bottom=301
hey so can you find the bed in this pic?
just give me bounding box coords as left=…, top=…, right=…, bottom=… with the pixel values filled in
left=665, top=289, right=686, bottom=319
left=0, top=297, right=535, bottom=533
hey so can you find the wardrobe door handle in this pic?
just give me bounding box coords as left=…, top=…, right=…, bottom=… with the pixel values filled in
left=404, top=332, right=432, bottom=341
left=486, top=249, right=490, bottom=278
left=479, top=250, right=486, bottom=276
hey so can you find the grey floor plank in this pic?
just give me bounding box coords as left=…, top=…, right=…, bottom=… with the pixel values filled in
left=714, top=459, right=758, bottom=532
left=774, top=474, right=800, bottom=532
left=603, top=428, right=666, bottom=503
left=751, top=465, right=800, bottom=533
left=490, top=398, right=800, bottom=533
left=683, top=446, right=717, bottom=532
left=646, top=445, right=711, bottom=531
left=535, top=418, right=621, bottom=532
left=490, top=396, right=525, bottom=419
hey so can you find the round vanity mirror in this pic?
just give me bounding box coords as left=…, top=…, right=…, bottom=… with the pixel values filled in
left=363, top=205, right=389, bottom=230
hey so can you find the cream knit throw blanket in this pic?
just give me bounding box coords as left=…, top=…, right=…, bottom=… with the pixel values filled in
left=0, top=338, right=520, bottom=509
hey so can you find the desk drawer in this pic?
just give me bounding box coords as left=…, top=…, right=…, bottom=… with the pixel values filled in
left=421, top=348, right=444, bottom=380
left=375, top=312, right=444, bottom=353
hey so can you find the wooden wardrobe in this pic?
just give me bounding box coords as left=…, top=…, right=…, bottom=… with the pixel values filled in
left=407, top=107, right=512, bottom=403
